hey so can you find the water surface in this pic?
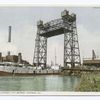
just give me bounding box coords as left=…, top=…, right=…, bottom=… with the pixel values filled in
left=0, top=75, right=80, bottom=91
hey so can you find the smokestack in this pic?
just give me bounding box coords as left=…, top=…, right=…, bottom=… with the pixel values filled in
left=92, top=49, right=96, bottom=60
left=0, top=52, right=2, bottom=62
left=8, top=26, right=11, bottom=42
left=18, top=53, right=22, bottom=64
left=8, top=26, right=12, bottom=56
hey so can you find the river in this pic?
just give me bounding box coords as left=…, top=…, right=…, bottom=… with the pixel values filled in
left=0, top=75, right=80, bottom=91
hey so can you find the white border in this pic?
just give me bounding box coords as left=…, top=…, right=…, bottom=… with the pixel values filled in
left=0, top=0, right=100, bottom=97
left=0, top=0, right=99, bottom=6
left=0, top=91, right=99, bottom=95
left=0, top=0, right=99, bottom=5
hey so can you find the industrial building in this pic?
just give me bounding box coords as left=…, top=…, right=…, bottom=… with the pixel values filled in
left=83, top=50, right=100, bottom=67
left=0, top=52, right=30, bottom=65
left=0, top=26, right=30, bottom=66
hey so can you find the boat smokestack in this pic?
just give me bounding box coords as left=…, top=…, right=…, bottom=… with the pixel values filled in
left=8, top=26, right=11, bottom=42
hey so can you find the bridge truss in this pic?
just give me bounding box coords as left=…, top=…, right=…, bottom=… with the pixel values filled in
left=33, top=10, right=81, bottom=68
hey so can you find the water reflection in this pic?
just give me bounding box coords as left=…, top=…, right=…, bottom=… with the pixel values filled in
left=0, top=75, right=80, bottom=91
left=45, top=75, right=80, bottom=91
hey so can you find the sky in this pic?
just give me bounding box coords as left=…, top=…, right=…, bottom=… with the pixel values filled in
left=0, top=7, right=100, bottom=65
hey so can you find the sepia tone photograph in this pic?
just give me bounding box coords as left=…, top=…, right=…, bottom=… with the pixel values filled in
left=0, top=6, right=100, bottom=95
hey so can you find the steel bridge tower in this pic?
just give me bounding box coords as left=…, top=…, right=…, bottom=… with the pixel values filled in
left=33, top=10, right=81, bottom=69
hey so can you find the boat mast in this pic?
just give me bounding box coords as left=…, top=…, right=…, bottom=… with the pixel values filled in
left=55, top=48, right=57, bottom=65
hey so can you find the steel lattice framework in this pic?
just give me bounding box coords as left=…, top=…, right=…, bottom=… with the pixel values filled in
left=33, top=10, right=81, bottom=68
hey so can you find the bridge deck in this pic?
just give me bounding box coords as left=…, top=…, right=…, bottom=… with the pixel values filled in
left=40, top=28, right=64, bottom=38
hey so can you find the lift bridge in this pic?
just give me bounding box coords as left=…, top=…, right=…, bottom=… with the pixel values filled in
left=33, top=10, right=81, bottom=68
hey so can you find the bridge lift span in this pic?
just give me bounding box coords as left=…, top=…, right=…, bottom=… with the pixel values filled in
left=33, top=10, right=81, bottom=68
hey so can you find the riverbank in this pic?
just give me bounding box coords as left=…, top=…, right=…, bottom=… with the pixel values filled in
left=76, top=72, right=100, bottom=91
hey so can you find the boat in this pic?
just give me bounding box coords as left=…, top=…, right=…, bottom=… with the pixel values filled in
left=0, top=62, right=60, bottom=76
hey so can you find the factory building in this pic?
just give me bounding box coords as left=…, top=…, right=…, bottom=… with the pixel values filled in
left=83, top=59, right=100, bottom=67
left=83, top=50, right=100, bottom=67
left=0, top=26, right=31, bottom=66
left=0, top=52, right=30, bottom=65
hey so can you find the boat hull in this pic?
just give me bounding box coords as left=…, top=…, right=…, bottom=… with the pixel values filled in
left=0, top=71, right=60, bottom=76
left=0, top=65, right=61, bottom=76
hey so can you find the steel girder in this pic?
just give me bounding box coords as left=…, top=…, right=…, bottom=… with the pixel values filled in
left=33, top=29, right=47, bottom=68
left=63, top=21, right=81, bottom=68
left=33, top=10, right=81, bottom=68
